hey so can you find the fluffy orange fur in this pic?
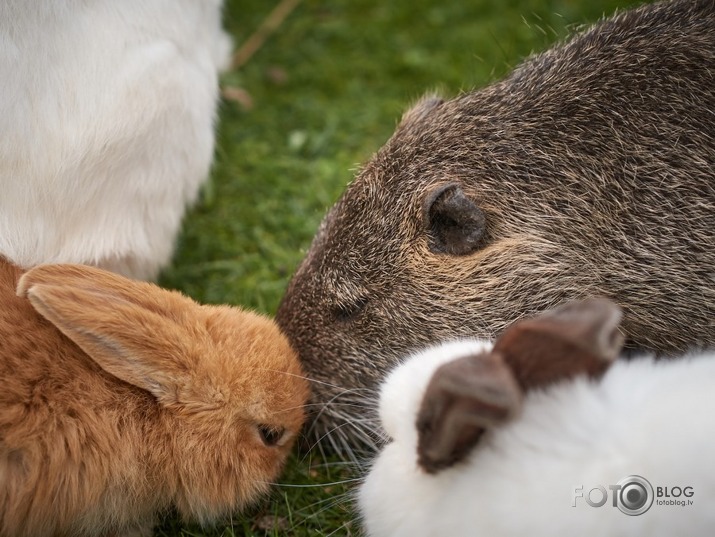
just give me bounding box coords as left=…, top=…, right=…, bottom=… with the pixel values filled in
left=0, top=259, right=309, bottom=537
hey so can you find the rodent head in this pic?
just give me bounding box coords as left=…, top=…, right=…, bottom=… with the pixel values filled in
left=277, top=93, right=588, bottom=455
left=277, top=0, right=715, bottom=455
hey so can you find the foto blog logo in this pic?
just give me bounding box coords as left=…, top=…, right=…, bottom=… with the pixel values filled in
left=572, top=475, right=694, bottom=516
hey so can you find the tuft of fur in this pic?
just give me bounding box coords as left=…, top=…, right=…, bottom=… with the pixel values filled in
left=0, top=0, right=232, bottom=280
left=0, top=259, right=309, bottom=537
left=359, top=342, right=715, bottom=537
left=276, top=0, right=715, bottom=454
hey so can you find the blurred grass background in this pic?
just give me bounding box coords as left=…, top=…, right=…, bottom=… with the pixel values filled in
left=158, top=0, right=642, bottom=534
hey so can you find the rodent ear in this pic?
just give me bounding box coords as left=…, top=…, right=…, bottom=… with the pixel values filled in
left=493, top=298, right=624, bottom=390
left=19, top=266, right=201, bottom=405
left=415, top=351, right=521, bottom=474
left=399, top=94, right=444, bottom=126
left=424, top=184, right=486, bottom=255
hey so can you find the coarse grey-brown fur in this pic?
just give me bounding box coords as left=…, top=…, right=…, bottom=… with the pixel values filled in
left=276, top=0, right=715, bottom=456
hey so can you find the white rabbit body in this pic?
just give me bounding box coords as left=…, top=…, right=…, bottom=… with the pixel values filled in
left=359, top=343, right=715, bottom=536
left=0, top=0, right=231, bottom=280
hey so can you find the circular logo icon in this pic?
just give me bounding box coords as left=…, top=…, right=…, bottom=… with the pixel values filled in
left=616, top=475, right=654, bottom=516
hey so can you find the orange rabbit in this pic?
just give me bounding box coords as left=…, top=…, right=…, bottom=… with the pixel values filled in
left=0, top=259, right=309, bottom=537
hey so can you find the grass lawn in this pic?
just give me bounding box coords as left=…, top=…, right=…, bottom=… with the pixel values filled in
left=157, top=0, right=643, bottom=534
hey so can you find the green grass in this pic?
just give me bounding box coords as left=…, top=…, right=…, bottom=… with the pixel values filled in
left=158, top=0, right=642, bottom=534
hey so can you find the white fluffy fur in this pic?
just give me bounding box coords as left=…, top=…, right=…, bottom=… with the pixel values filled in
left=0, top=1, right=231, bottom=280
left=360, top=342, right=715, bottom=536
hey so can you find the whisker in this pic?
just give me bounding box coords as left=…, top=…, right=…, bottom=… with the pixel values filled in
left=325, top=427, right=345, bottom=461
left=292, top=489, right=354, bottom=515
left=318, top=401, right=379, bottom=412
left=261, top=477, right=364, bottom=488
left=311, top=421, right=366, bottom=449
left=343, top=425, right=378, bottom=452
left=323, top=407, right=383, bottom=448
left=257, top=368, right=352, bottom=391
left=272, top=401, right=331, bottom=415
left=306, top=388, right=370, bottom=439
left=312, top=460, right=365, bottom=470
left=302, top=420, right=359, bottom=463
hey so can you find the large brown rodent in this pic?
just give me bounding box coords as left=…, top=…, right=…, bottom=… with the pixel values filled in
left=276, top=0, right=715, bottom=455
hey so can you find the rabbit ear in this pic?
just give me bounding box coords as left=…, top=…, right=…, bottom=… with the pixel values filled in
left=19, top=266, right=202, bottom=404
left=492, top=297, right=624, bottom=390
left=17, top=263, right=185, bottom=318
left=416, top=351, right=521, bottom=474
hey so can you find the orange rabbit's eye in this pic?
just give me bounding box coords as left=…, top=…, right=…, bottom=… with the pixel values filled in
left=258, top=425, right=285, bottom=447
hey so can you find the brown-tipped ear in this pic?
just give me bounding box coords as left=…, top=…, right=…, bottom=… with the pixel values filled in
left=17, top=263, right=190, bottom=318
left=24, top=282, right=201, bottom=405
left=416, top=351, right=521, bottom=474
left=493, top=298, right=624, bottom=391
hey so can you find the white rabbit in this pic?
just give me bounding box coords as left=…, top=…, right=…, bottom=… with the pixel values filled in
left=0, top=0, right=232, bottom=280
left=359, top=299, right=715, bottom=536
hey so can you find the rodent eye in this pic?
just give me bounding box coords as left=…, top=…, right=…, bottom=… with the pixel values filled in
left=331, top=296, right=368, bottom=322
left=257, top=424, right=285, bottom=447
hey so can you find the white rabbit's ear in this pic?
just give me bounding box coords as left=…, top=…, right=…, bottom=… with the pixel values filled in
left=493, top=297, right=624, bottom=390
left=18, top=266, right=203, bottom=405
left=416, top=351, right=521, bottom=474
